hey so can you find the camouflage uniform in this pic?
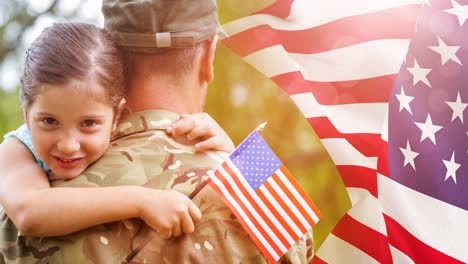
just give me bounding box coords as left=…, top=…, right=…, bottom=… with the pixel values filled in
left=0, top=110, right=313, bottom=263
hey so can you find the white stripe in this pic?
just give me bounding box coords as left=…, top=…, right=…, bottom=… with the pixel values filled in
left=209, top=173, right=280, bottom=260
left=218, top=164, right=288, bottom=252
left=244, top=39, right=410, bottom=81
left=225, top=160, right=296, bottom=245
left=379, top=173, right=468, bottom=262
left=290, top=92, right=388, bottom=134
left=321, top=138, right=378, bottom=169
left=381, top=107, right=389, bottom=142
left=275, top=169, right=320, bottom=223
left=267, top=176, right=312, bottom=231
left=244, top=45, right=300, bottom=77
left=316, top=234, right=380, bottom=264
left=390, top=245, right=415, bottom=264
left=258, top=185, right=303, bottom=237
left=346, top=187, right=387, bottom=235
left=222, top=0, right=421, bottom=35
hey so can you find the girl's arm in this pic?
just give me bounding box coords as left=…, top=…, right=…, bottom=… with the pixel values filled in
left=0, top=114, right=231, bottom=238
left=0, top=138, right=201, bottom=238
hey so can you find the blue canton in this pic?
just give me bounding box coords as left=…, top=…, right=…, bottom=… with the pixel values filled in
left=229, top=130, right=281, bottom=190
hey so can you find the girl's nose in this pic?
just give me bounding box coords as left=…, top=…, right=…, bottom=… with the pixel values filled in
left=56, top=136, right=80, bottom=154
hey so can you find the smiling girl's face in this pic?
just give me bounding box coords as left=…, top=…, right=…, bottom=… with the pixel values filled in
left=25, top=79, right=117, bottom=180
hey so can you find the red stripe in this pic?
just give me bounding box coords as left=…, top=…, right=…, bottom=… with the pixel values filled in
left=206, top=176, right=277, bottom=263
left=308, top=117, right=382, bottom=157
left=263, top=180, right=308, bottom=234
left=310, top=256, right=327, bottom=264
left=384, top=214, right=464, bottom=264
left=271, top=72, right=396, bottom=104
left=222, top=163, right=291, bottom=250
left=337, top=165, right=378, bottom=197
left=279, top=166, right=322, bottom=220
left=332, top=214, right=393, bottom=264
left=215, top=167, right=284, bottom=259
left=223, top=5, right=420, bottom=57
left=254, top=0, right=293, bottom=18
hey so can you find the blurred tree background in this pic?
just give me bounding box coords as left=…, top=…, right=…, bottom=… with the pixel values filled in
left=0, top=0, right=350, bottom=250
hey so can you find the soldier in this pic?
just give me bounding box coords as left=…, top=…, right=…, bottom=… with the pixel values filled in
left=0, top=0, right=313, bottom=263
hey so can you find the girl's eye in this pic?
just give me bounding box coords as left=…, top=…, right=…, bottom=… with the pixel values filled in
left=82, top=120, right=98, bottom=127
left=42, top=117, right=58, bottom=126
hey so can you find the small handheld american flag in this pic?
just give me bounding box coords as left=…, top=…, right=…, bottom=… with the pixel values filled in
left=207, top=129, right=321, bottom=263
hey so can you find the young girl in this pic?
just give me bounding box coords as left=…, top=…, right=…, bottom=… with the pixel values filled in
left=0, top=22, right=233, bottom=239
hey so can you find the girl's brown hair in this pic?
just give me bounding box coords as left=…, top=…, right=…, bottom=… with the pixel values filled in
left=20, top=22, right=126, bottom=110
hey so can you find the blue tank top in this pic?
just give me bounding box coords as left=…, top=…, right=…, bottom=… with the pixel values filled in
left=3, top=124, right=50, bottom=172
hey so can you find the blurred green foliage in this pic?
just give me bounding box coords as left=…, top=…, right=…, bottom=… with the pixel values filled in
left=0, top=0, right=351, bottom=250
left=0, top=89, right=22, bottom=135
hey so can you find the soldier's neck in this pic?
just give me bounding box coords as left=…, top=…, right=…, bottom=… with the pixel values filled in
left=125, top=72, right=203, bottom=115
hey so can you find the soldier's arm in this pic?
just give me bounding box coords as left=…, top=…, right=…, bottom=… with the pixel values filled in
left=0, top=138, right=200, bottom=237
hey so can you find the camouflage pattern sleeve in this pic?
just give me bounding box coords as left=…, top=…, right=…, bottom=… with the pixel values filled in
left=0, top=110, right=313, bottom=263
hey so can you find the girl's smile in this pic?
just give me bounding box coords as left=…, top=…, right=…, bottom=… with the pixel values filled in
left=53, top=156, right=83, bottom=169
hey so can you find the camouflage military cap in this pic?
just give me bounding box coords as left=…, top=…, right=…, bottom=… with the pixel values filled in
left=102, top=0, right=222, bottom=53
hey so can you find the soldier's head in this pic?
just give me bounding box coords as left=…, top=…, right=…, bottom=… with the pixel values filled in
left=102, top=0, right=221, bottom=90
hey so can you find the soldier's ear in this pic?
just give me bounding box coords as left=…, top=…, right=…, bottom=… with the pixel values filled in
left=112, top=98, right=127, bottom=133
left=199, top=35, right=218, bottom=84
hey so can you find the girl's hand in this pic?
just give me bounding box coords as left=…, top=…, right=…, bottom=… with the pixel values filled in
left=167, top=113, right=235, bottom=153
left=139, top=189, right=202, bottom=239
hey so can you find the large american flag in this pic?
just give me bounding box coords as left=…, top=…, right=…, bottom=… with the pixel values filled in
left=207, top=130, right=321, bottom=263
left=221, top=0, right=468, bottom=263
